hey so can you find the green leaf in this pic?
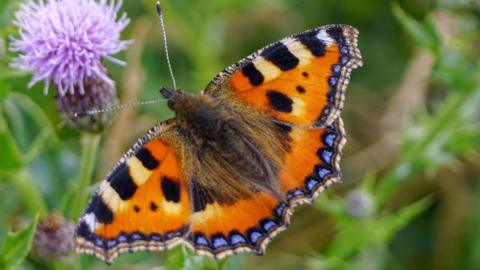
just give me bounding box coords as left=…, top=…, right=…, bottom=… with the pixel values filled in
left=378, top=195, right=434, bottom=240
left=165, top=246, right=228, bottom=270
left=0, top=103, right=24, bottom=172
left=0, top=80, right=13, bottom=101
left=326, top=196, right=433, bottom=259
left=0, top=0, right=17, bottom=31
left=392, top=3, right=440, bottom=54
left=0, top=67, right=29, bottom=82
left=5, top=93, right=56, bottom=141
left=59, top=185, right=77, bottom=215
left=0, top=214, right=39, bottom=269
left=2, top=93, right=57, bottom=165
left=165, top=246, right=186, bottom=270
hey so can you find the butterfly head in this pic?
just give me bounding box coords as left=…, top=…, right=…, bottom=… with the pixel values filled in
left=160, top=87, right=229, bottom=136
left=159, top=86, right=182, bottom=108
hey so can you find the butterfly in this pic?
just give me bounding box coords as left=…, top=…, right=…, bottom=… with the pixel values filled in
left=75, top=24, right=362, bottom=263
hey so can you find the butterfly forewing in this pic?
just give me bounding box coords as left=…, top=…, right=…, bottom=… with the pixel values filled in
left=205, top=24, right=362, bottom=127
left=76, top=121, right=191, bottom=264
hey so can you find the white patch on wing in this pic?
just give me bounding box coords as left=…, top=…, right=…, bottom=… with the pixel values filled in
left=82, top=213, right=97, bottom=232
left=253, top=57, right=282, bottom=82
left=163, top=200, right=183, bottom=216
left=99, top=182, right=129, bottom=212
left=127, top=157, right=153, bottom=186
left=291, top=97, right=306, bottom=117
left=284, top=39, right=313, bottom=67
left=191, top=203, right=219, bottom=224
left=316, top=29, right=334, bottom=45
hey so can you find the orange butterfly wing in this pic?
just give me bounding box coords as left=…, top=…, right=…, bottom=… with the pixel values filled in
left=187, top=190, right=288, bottom=258
left=279, top=118, right=346, bottom=205
left=76, top=121, right=346, bottom=262
left=76, top=25, right=360, bottom=263
left=187, top=25, right=358, bottom=257
left=76, top=121, right=191, bottom=264
left=183, top=118, right=345, bottom=258
left=205, top=25, right=362, bottom=127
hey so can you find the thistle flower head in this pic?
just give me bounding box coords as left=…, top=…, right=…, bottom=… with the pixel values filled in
left=10, top=0, right=132, bottom=96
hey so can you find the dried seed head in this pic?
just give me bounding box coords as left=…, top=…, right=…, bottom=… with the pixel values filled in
left=33, top=212, right=75, bottom=260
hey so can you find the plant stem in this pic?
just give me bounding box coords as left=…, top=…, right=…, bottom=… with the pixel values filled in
left=10, top=169, right=48, bottom=218
left=377, top=89, right=476, bottom=205
left=71, top=133, right=101, bottom=220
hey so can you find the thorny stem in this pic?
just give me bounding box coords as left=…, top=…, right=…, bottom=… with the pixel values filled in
left=71, top=133, right=101, bottom=220
left=377, top=88, right=477, bottom=205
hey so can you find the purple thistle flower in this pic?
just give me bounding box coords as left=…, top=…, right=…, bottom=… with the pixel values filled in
left=10, top=0, right=132, bottom=96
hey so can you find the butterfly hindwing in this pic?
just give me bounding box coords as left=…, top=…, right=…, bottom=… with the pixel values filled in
left=76, top=119, right=346, bottom=263
left=181, top=118, right=345, bottom=258
left=205, top=25, right=362, bottom=127
left=76, top=121, right=191, bottom=264
left=186, top=188, right=290, bottom=259
left=279, top=117, right=346, bottom=205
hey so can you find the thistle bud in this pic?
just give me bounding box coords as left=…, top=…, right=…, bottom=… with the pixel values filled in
left=55, top=76, right=118, bottom=133
left=33, top=213, right=75, bottom=260
left=345, top=189, right=374, bottom=218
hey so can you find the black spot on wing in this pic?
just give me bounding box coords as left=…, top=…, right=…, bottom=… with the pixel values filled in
left=296, top=85, right=306, bottom=94
left=298, top=31, right=326, bottom=57
left=161, top=176, right=181, bottom=203
left=86, top=195, right=114, bottom=224
left=108, top=164, right=137, bottom=200
left=150, top=201, right=158, bottom=211
left=135, top=148, right=159, bottom=170
left=242, top=63, right=264, bottom=86
left=133, top=205, right=140, bottom=213
left=266, top=90, right=293, bottom=113
left=261, top=42, right=299, bottom=71
left=191, top=179, right=214, bottom=213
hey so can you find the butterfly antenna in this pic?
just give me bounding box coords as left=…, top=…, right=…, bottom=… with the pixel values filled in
left=74, top=99, right=166, bottom=117
left=156, top=1, right=177, bottom=90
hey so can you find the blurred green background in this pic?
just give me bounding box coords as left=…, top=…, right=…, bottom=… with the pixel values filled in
left=0, top=0, right=479, bottom=269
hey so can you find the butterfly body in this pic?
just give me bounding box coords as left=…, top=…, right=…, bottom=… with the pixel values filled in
left=163, top=88, right=287, bottom=202
left=76, top=24, right=362, bottom=263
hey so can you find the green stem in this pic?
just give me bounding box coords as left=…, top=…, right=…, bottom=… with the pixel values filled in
left=377, top=90, right=476, bottom=205
left=71, top=133, right=101, bottom=220
left=9, top=169, right=48, bottom=218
